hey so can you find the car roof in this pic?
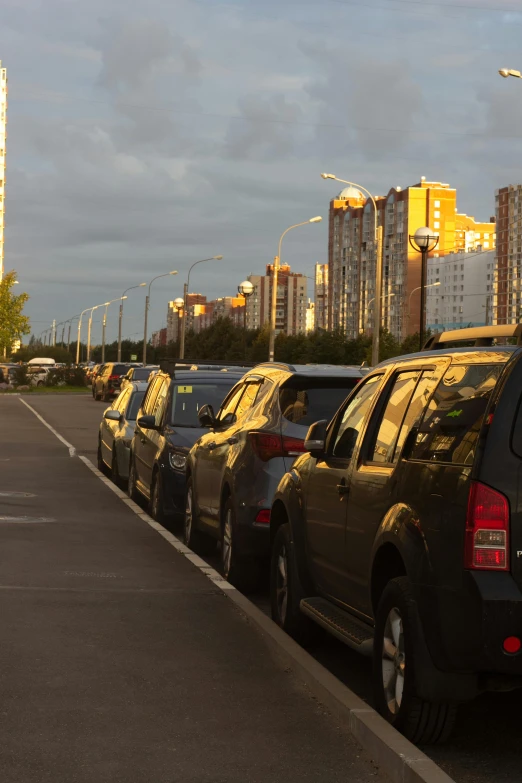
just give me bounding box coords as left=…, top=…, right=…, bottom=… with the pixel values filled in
left=252, top=362, right=364, bottom=378
left=376, top=345, right=519, bottom=369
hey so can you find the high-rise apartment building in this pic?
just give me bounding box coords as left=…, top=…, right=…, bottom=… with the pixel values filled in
left=166, top=293, right=207, bottom=344
left=313, top=263, right=328, bottom=330
left=493, top=184, right=522, bottom=325
left=328, top=178, right=495, bottom=342
left=246, top=264, right=307, bottom=335
left=0, top=62, right=7, bottom=280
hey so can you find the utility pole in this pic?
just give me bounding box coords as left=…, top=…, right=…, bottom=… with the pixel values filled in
left=372, top=225, right=383, bottom=365
left=143, top=294, right=149, bottom=365
left=179, top=281, right=188, bottom=360
left=485, top=296, right=490, bottom=326
left=52, top=319, right=56, bottom=347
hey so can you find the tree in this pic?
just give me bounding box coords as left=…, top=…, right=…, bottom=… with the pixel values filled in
left=0, top=271, right=30, bottom=357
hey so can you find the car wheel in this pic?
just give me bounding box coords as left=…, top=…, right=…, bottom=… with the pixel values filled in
left=221, top=497, right=260, bottom=593
left=97, top=439, right=108, bottom=475
left=373, top=577, right=457, bottom=744
left=127, top=454, right=141, bottom=502
left=103, top=386, right=111, bottom=402
left=270, top=522, right=318, bottom=646
left=94, top=386, right=102, bottom=401
left=37, top=381, right=44, bottom=387
left=184, top=477, right=216, bottom=555
left=111, top=448, right=123, bottom=489
left=150, top=471, right=167, bottom=524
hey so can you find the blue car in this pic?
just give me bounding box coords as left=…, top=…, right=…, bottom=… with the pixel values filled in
left=128, top=364, right=246, bottom=524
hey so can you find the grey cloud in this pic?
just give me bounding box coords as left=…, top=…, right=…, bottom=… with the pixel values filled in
left=224, top=94, right=303, bottom=160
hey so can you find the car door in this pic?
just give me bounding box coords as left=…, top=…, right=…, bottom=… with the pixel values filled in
left=134, top=376, right=162, bottom=485
left=194, top=382, right=247, bottom=528
left=343, top=369, right=435, bottom=616
left=305, top=374, right=384, bottom=603
left=138, top=378, right=169, bottom=494
left=101, top=388, right=131, bottom=465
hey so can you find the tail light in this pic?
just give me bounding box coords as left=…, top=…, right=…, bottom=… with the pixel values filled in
left=465, top=481, right=510, bottom=571
left=255, top=509, right=271, bottom=524
left=109, top=374, right=120, bottom=381
left=249, top=432, right=306, bottom=462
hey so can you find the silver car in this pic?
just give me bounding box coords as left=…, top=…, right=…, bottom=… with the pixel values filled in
left=97, top=381, right=148, bottom=485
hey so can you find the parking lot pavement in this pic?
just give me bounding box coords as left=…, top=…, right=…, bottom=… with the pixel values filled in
left=0, top=395, right=385, bottom=783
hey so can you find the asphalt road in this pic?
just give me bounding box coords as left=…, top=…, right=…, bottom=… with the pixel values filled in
left=10, top=392, right=522, bottom=783
left=0, top=393, right=384, bottom=783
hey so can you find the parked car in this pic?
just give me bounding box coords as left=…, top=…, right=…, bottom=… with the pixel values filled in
left=93, top=363, right=132, bottom=401
left=97, top=382, right=149, bottom=485
left=0, top=363, right=19, bottom=386
left=128, top=365, right=245, bottom=525
left=268, top=326, right=522, bottom=744
left=121, top=365, right=158, bottom=390
left=184, top=363, right=363, bottom=590
left=28, top=366, right=51, bottom=387
left=87, top=363, right=101, bottom=384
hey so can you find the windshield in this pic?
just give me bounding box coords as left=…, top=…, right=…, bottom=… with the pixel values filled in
left=127, top=391, right=146, bottom=421
left=132, top=368, right=153, bottom=381
left=279, top=377, right=360, bottom=427
left=170, top=381, right=235, bottom=427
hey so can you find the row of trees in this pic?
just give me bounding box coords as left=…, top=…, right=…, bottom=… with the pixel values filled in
left=16, top=318, right=422, bottom=367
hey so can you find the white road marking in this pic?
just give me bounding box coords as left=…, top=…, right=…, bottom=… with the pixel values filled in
left=0, top=516, right=56, bottom=523
left=0, top=491, right=36, bottom=497
left=19, top=399, right=76, bottom=457
left=77, top=456, right=235, bottom=592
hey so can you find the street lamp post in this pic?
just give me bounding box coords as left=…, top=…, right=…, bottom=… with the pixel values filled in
left=407, top=281, right=441, bottom=320
left=408, top=228, right=439, bottom=350
left=102, top=297, right=127, bottom=363
left=179, top=256, right=223, bottom=360
left=238, top=280, right=254, bottom=331
left=118, top=283, right=146, bottom=362
left=172, top=297, right=184, bottom=347
left=367, top=292, right=395, bottom=330
left=143, top=271, right=178, bottom=365
left=321, top=173, right=382, bottom=365
left=76, top=307, right=94, bottom=364
left=87, top=304, right=106, bottom=363
left=269, top=221, right=321, bottom=362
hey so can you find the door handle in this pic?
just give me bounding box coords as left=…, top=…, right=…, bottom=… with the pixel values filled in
left=337, top=480, right=350, bottom=497
left=207, top=441, right=217, bottom=450
left=227, top=437, right=238, bottom=445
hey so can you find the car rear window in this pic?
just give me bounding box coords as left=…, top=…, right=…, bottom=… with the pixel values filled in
left=170, top=382, right=236, bottom=427
left=132, top=368, right=152, bottom=381
left=279, top=377, right=360, bottom=427
left=410, top=363, right=503, bottom=465
left=112, top=364, right=130, bottom=375
left=127, top=391, right=145, bottom=421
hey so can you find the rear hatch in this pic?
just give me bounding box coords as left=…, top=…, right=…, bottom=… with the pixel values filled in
left=278, top=374, right=361, bottom=470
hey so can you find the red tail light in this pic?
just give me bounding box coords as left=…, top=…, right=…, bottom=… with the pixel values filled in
left=465, top=481, right=510, bottom=571
left=249, top=432, right=305, bottom=462
left=109, top=374, right=120, bottom=381
left=255, top=509, right=271, bottom=524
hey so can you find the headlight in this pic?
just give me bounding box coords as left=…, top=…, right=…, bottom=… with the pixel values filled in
left=169, top=452, right=187, bottom=470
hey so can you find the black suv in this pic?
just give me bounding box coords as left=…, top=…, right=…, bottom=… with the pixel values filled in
left=270, top=326, right=522, bottom=744
left=128, top=364, right=245, bottom=523
left=185, top=363, right=363, bottom=590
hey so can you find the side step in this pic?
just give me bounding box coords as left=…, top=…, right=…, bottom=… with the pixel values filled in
left=300, top=597, right=374, bottom=657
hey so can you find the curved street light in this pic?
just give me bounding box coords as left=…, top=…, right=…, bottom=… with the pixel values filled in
left=143, top=271, right=178, bottom=365
left=118, top=284, right=146, bottom=362
left=321, top=173, right=383, bottom=365
left=269, top=221, right=321, bottom=362
left=101, top=297, right=127, bottom=363
left=499, top=68, right=521, bottom=79
left=408, top=281, right=441, bottom=319
left=179, top=256, right=223, bottom=360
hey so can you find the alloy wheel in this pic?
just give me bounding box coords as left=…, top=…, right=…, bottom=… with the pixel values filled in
left=381, top=607, right=405, bottom=715
left=184, top=487, right=193, bottom=544
left=222, top=509, right=233, bottom=577
left=275, top=543, right=288, bottom=624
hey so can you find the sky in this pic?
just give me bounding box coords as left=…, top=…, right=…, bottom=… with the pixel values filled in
left=3, top=0, right=522, bottom=345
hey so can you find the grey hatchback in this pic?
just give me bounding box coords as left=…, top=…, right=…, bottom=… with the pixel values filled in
left=97, top=381, right=148, bottom=485
left=185, top=363, right=363, bottom=590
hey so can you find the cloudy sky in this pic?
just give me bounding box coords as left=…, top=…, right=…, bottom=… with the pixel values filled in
left=2, top=0, right=522, bottom=344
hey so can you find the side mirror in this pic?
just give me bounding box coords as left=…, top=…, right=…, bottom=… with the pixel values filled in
left=137, top=414, right=157, bottom=430
left=104, top=409, right=122, bottom=422
left=304, top=419, right=328, bottom=457
left=198, top=403, right=216, bottom=428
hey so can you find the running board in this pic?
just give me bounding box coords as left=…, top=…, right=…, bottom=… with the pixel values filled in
left=300, top=597, right=374, bottom=657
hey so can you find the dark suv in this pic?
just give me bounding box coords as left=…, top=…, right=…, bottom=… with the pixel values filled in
left=185, top=363, right=363, bottom=590
left=269, top=326, right=522, bottom=744
left=128, top=364, right=245, bottom=523
left=93, top=363, right=132, bottom=401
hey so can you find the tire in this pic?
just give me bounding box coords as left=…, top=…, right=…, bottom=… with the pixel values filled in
left=97, top=439, right=108, bottom=475
left=111, top=448, right=123, bottom=488
left=94, top=385, right=102, bottom=401
left=127, top=454, right=142, bottom=502
left=37, top=381, right=44, bottom=387
left=373, top=576, right=457, bottom=744
left=183, top=477, right=216, bottom=555
left=221, top=496, right=260, bottom=593
left=103, top=386, right=111, bottom=402
left=150, top=471, right=167, bottom=524
left=270, top=522, right=318, bottom=646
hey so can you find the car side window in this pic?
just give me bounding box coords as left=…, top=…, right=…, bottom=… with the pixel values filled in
left=234, top=381, right=262, bottom=420
left=393, top=369, right=441, bottom=459
left=142, top=377, right=162, bottom=416
left=369, top=371, right=420, bottom=464
left=218, top=383, right=246, bottom=423
left=331, top=375, right=382, bottom=459
left=152, top=380, right=169, bottom=427
left=115, top=388, right=131, bottom=414
left=410, top=363, right=503, bottom=465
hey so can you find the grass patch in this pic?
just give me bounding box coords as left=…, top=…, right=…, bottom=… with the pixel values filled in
left=0, top=386, right=90, bottom=395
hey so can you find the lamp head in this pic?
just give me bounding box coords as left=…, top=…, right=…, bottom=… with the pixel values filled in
left=121, top=296, right=128, bottom=301
left=412, top=227, right=434, bottom=251
left=309, top=216, right=323, bottom=223
left=213, top=255, right=223, bottom=260
left=499, top=68, right=510, bottom=78
left=169, top=270, right=178, bottom=275
left=321, top=173, right=336, bottom=180
left=139, top=282, right=146, bottom=287
left=173, top=297, right=184, bottom=309
left=238, top=280, right=254, bottom=297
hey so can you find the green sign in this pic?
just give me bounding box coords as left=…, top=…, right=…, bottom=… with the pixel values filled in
left=130, top=354, right=137, bottom=361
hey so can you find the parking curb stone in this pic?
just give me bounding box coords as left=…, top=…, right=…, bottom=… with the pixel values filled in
left=228, top=591, right=456, bottom=783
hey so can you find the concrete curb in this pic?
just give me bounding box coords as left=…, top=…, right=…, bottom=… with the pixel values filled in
left=227, top=590, right=455, bottom=783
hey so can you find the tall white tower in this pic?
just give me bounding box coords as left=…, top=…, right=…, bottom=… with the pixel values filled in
left=0, top=62, right=6, bottom=280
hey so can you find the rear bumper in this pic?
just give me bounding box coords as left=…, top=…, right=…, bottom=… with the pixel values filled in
left=417, top=572, right=522, bottom=680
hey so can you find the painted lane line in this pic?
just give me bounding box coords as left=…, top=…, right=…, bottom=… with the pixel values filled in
left=19, top=399, right=77, bottom=457
left=77, top=455, right=231, bottom=591
left=0, top=491, right=36, bottom=498
left=0, top=516, right=56, bottom=523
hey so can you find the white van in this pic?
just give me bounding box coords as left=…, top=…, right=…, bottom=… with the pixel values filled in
left=27, top=357, right=56, bottom=366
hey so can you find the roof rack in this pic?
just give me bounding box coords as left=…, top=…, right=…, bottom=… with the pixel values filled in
left=159, top=359, right=254, bottom=375
left=253, top=362, right=296, bottom=372
left=424, top=325, right=522, bottom=350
